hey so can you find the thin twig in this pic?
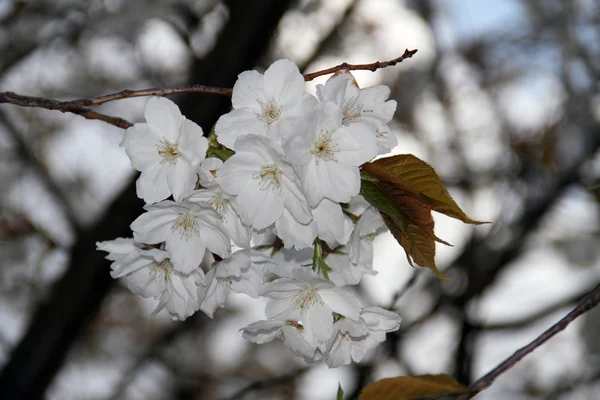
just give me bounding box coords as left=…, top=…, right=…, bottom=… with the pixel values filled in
left=0, top=51, right=418, bottom=129
left=456, top=283, right=600, bottom=399
left=303, top=48, right=418, bottom=81
left=65, top=85, right=233, bottom=106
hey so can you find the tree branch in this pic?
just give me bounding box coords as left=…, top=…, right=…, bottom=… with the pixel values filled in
left=0, top=51, right=418, bottom=129
left=303, top=48, right=419, bottom=81
left=456, top=283, right=600, bottom=399
left=0, top=92, right=133, bottom=129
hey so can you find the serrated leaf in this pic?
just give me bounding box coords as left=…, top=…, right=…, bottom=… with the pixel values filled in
left=358, top=374, right=468, bottom=400
left=361, top=178, right=450, bottom=279
left=364, top=155, right=486, bottom=225
left=382, top=213, right=448, bottom=279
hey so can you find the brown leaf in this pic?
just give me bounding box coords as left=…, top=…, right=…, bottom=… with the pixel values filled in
left=382, top=213, right=448, bottom=279
left=364, top=155, right=487, bottom=225
left=358, top=374, right=468, bottom=400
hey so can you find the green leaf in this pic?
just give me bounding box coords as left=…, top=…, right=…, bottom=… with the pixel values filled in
left=337, top=382, right=344, bottom=400
left=364, top=155, right=487, bottom=225
left=358, top=374, right=468, bottom=400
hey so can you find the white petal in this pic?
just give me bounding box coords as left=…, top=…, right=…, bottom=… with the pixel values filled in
left=167, top=160, right=195, bottom=202
left=361, top=307, right=401, bottom=332
left=241, top=320, right=282, bottom=344
left=198, top=216, right=231, bottom=259
left=165, top=234, right=206, bottom=274
left=275, top=210, right=317, bottom=250
left=130, top=205, right=178, bottom=243
left=281, top=175, right=312, bottom=224
left=282, top=324, right=318, bottom=359
left=262, top=278, right=303, bottom=298
left=232, top=69, right=265, bottom=110
left=303, top=301, right=333, bottom=345
left=215, top=108, right=266, bottom=149
left=265, top=295, right=301, bottom=321
left=334, top=125, right=378, bottom=166
left=136, top=165, right=171, bottom=204
left=264, top=59, right=305, bottom=109
left=120, top=123, right=162, bottom=171
left=144, top=97, right=183, bottom=141
left=237, top=184, right=284, bottom=230
left=318, top=288, right=360, bottom=321
left=96, top=238, right=139, bottom=259
left=317, top=161, right=360, bottom=203
left=179, top=119, right=208, bottom=164
left=325, top=333, right=353, bottom=367
left=313, top=199, right=351, bottom=247
left=197, top=157, right=223, bottom=187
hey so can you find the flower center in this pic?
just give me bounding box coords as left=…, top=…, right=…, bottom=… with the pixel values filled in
left=253, top=164, right=283, bottom=191
left=342, top=97, right=363, bottom=125
left=294, top=286, right=324, bottom=311
left=157, top=138, right=181, bottom=164
left=171, top=212, right=200, bottom=240
left=209, top=193, right=230, bottom=219
left=311, top=131, right=338, bottom=163
left=150, top=259, right=174, bottom=281
left=257, top=98, right=282, bottom=124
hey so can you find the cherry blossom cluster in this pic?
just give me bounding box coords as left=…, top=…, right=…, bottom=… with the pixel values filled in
left=97, top=59, right=401, bottom=367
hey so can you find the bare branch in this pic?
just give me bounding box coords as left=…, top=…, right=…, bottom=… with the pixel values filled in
left=0, top=92, right=133, bottom=129
left=0, top=51, right=419, bottom=129
left=303, top=48, right=419, bottom=81
left=71, top=85, right=233, bottom=106
left=456, top=283, right=600, bottom=399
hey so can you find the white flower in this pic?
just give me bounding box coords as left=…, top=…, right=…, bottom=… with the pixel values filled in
left=264, top=248, right=313, bottom=280
left=285, top=101, right=378, bottom=206
left=374, top=124, right=398, bottom=155
left=188, top=188, right=251, bottom=248
left=217, top=134, right=312, bottom=230
left=347, top=206, right=386, bottom=265
left=130, top=200, right=231, bottom=274
left=197, top=157, right=223, bottom=188
left=327, top=206, right=386, bottom=286
left=324, top=307, right=401, bottom=367
left=262, top=268, right=360, bottom=347
left=198, top=250, right=272, bottom=317
left=316, top=72, right=397, bottom=154
left=274, top=209, right=318, bottom=250
left=96, top=239, right=202, bottom=320
left=215, top=59, right=317, bottom=148
left=312, top=198, right=354, bottom=248
left=272, top=199, right=353, bottom=251
left=241, top=320, right=322, bottom=362
left=121, top=97, right=208, bottom=203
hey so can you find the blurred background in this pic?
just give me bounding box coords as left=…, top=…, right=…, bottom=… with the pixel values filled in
left=1, top=0, right=600, bottom=399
